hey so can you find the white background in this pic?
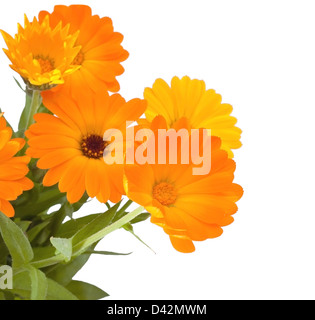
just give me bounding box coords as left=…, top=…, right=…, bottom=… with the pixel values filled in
left=1, top=0, right=315, bottom=300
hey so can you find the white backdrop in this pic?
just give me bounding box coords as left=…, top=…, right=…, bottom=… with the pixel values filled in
left=1, top=0, right=315, bottom=300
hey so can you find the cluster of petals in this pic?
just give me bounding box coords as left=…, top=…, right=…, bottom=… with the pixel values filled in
left=39, top=5, right=129, bottom=97
left=0, top=14, right=80, bottom=89
left=142, top=76, right=242, bottom=158
left=1, top=5, right=128, bottom=93
left=0, top=115, right=33, bottom=217
left=26, top=89, right=146, bottom=204
left=124, top=116, right=243, bottom=253
left=0, top=5, right=243, bottom=253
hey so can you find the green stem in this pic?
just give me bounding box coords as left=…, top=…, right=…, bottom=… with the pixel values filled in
left=31, top=253, right=65, bottom=269
left=24, top=89, right=41, bottom=131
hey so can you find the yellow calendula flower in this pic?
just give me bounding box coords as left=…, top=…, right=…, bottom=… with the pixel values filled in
left=143, top=76, right=242, bottom=158
left=0, top=15, right=81, bottom=90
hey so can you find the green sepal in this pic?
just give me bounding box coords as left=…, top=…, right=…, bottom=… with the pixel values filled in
left=13, top=77, right=26, bottom=93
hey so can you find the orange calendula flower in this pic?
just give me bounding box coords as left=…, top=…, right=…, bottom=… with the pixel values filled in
left=143, top=76, right=242, bottom=158
left=0, top=115, right=33, bottom=217
left=124, top=116, right=243, bottom=253
left=38, top=5, right=129, bottom=96
left=25, top=90, right=147, bottom=204
left=0, top=15, right=81, bottom=90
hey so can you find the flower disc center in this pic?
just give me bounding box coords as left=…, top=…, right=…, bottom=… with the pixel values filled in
left=36, top=56, right=54, bottom=73
left=153, top=182, right=177, bottom=206
left=81, top=134, right=108, bottom=159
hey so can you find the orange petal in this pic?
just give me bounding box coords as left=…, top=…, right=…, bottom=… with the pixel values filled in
left=0, top=127, right=12, bottom=150
left=43, top=159, right=73, bottom=186
left=96, top=163, right=110, bottom=203
left=85, top=159, right=101, bottom=198
left=169, top=235, right=195, bottom=253
left=37, top=148, right=81, bottom=169
left=0, top=199, right=15, bottom=217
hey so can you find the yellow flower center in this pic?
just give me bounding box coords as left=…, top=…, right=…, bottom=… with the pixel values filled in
left=153, top=182, right=177, bottom=206
left=73, top=50, right=85, bottom=65
left=36, top=57, right=54, bottom=73
left=81, top=134, right=109, bottom=159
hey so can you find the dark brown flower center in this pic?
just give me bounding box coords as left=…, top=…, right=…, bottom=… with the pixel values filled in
left=81, top=134, right=108, bottom=159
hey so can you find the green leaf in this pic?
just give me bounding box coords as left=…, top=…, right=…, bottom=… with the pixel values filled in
left=0, top=235, right=9, bottom=265
left=56, top=200, right=131, bottom=239
left=0, top=290, right=14, bottom=300
left=27, top=219, right=51, bottom=243
left=41, top=203, right=73, bottom=243
left=27, top=203, right=73, bottom=246
left=25, top=265, right=48, bottom=300
left=11, top=269, right=32, bottom=299
left=130, top=212, right=151, bottom=224
left=13, top=220, right=32, bottom=233
left=71, top=192, right=89, bottom=212
left=72, top=205, right=144, bottom=256
left=13, top=269, right=78, bottom=300
left=43, top=246, right=130, bottom=288
left=31, top=203, right=145, bottom=270
left=46, top=278, right=78, bottom=300
left=123, top=223, right=156, bottom=254
left=85, top=250, right=131, bottom=256
left=31, top=246, right=65, bottom=269
left=50, top=237, right=72, bottom=262
left=122, top=222, right=134, bottom=232
left=111, top=200, right=133, bottom=222
left=71, top=202, right=121, bottom=248
left=13, top=185, right=67, bottom=219
left=55, top=213, right=99, bottom=238
left=66, top=280, right=108, bottom=300
left=0, top=212, right=34, bottom=268
left=45, top=243, right=97, bottom=286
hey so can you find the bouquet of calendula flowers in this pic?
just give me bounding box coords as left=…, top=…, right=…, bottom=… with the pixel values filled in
left=0, top=5, right=243, bottom=300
